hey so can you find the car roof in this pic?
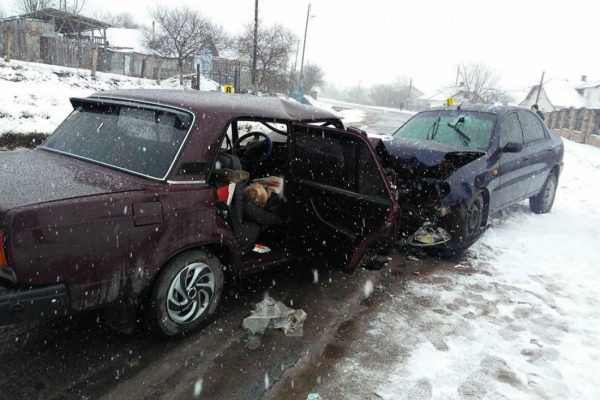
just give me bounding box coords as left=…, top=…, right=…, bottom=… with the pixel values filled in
left=428, top=104, right=524, bottom=117
left=88, top=89, right=341, bottom=122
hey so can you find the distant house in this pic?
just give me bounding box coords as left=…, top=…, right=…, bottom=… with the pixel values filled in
left=419, top=87, right=485, bottom=109
left=519, top=79, right=587, bottom=112
left=0, top=8, right=110, bottom=68
left=576, top=78, right=600, bottom=108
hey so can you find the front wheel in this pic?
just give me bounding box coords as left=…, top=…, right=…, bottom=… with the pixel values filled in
left=144, top=249, right=224, bottom=339
left=529, top=173, right=557, bottom=214
left=438, top=193, right=485, bottom=255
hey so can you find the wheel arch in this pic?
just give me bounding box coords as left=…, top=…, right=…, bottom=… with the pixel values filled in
left=138, top=241, right=235, bottom=306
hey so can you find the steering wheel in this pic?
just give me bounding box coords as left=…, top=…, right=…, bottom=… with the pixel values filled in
left=233, top=131, right=273, bottom=165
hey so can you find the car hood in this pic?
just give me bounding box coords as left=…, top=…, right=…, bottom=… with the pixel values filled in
left=375, top=137, right=485, bottom=180
left=0, top=149, right=148, bottom=218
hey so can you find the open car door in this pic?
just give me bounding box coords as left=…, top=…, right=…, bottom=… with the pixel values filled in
left=289, top=124, right=400, bottom=273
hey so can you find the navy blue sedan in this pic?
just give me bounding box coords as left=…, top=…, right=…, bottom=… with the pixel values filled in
left=371, top=104, right=564, bottom=252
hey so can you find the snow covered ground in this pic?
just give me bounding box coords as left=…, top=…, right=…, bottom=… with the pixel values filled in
left=0, top=60, right=218, bottom=136
left=302, top=95, right=366, bottom=125
left=314, top=139, right=600, bottom=400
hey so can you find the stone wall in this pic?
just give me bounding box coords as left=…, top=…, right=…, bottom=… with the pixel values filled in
left=547, top=108, right=600, bottom=148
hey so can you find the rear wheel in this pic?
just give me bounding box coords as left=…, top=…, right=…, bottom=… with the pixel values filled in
left=144, top=249, right=224, bottom=339
left=530, top=173, right=557, bottom=214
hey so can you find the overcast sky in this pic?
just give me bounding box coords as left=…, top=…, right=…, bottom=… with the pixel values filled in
left=2, top=0, right=599, bottom=93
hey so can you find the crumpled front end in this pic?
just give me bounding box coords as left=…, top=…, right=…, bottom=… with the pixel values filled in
left=375, top=138, right=485, bottom=247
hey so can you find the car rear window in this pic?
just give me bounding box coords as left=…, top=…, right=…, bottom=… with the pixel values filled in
left=41, top=101, right=193, bottom=180
left=393, top=110, right=497, bottom=150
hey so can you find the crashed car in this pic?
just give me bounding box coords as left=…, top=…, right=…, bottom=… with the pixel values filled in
left=0, top=90, right=399, bottom=338
left=371, top=104, right=564, bottom=252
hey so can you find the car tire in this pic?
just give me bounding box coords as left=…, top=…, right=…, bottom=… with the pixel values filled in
left=144, top=249, right=224, bottom=339
left=440, top=193, right=485, bottom=253
left=529, top=173, right=557, bottom=214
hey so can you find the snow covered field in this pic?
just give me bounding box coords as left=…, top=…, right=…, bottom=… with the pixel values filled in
left=315, top=139, right=600, bottom=400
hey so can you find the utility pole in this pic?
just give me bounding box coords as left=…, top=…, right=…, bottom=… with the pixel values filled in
left=299, top=3, right=314, bottom=80
left=455, top=66, right=460, bottom=87
left=407, top=78, right=413, bottom=109
left=252, top=0, right=259, bottom=95
left=534, top=71, right=545, bottom=105
left=356, top=80, right=362, bottom=103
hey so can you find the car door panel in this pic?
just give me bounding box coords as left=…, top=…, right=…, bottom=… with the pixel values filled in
left=518, top=110, right=552, bottom=196
left=496, top=112, right=531, bottom=208
left=289, top=124, right=399, bottom=273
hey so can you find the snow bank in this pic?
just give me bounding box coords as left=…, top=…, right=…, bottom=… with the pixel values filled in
left=0, top=60, right=220, bottom=136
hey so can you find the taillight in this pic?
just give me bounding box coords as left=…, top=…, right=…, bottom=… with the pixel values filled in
left=0, top=230, right=7, bottom=267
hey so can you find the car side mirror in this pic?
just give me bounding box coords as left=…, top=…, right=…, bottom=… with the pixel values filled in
left=502, top=142, right=523, bottom=153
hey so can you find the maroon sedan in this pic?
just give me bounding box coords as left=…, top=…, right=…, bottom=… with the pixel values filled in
left=0, top=90, right=399, bottom=338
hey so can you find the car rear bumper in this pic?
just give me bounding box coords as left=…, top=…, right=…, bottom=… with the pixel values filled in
left=0, top=283, right=69, bottom=326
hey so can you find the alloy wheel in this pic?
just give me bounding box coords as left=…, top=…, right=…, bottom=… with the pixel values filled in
left=544, top=178, right=556, bottom=209
left=167, top=262, right=215, bottom=324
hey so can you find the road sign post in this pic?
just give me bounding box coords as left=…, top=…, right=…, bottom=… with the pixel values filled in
left=223, top=85, right=235, bottom=94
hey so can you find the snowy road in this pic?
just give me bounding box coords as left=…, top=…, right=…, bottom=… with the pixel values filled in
left=296, top=139, right=600, bottom=400
left=319, top=98, right=415, bottom=135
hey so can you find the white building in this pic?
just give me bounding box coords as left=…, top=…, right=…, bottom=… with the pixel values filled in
left=519, top=79, right=587, bottom=112
left=576, top=79, right=600, bottom=108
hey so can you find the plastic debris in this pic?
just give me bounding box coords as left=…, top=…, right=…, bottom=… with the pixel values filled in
left=408, top=222, right=451, bottom=247
left=307, top=394, right=322, bottom=400
left=253, top=244, right=271, bottom=254
left=243, top=297, right=307, bottom=337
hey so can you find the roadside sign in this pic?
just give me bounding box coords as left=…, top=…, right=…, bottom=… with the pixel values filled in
left=447, top=97, right=455, bottom=106
left=223, top=85, right=235, bottom=94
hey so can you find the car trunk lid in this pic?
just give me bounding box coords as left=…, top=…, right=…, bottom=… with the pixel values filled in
left=0, top=149, right=149, bottom=217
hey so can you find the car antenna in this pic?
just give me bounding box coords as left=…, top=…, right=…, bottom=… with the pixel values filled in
left=457, top=102, right=464, bottom=110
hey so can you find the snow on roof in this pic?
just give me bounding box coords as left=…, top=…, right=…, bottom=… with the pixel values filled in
left=105, top=28, right=148, bottom=54
left=543, top=79, right=587, bottom=108
left=577, top=80, right=600, bottom=90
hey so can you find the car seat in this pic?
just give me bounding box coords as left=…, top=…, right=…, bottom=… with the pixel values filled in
left=216, top=153, right=260, bottom=255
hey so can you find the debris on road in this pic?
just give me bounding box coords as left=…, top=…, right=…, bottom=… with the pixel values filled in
left=408, top=222, right=451, bottom=247
left=413, top=271, right=431, bottom=280
left=306, top=394, right=322, bottom=400
left=242, top=297, right=307, bottom=337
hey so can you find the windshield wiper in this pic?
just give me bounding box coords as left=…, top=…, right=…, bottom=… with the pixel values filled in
left=427, top=117, right=441, bottom=140
left=446, top=123, right=471, bottom=146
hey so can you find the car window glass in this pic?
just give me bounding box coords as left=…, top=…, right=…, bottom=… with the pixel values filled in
left=393, top=111, right=496, bottom=150
left=42, top=104, right=191, bottom=179
left=499, top=113, right=524, bottom=148
left=518, top=111, right=546, bottom=144
left=294, top=129, right=387, bottom=198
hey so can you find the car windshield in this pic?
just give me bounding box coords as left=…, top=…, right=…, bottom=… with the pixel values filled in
left=41, top=102, right=192, bottom=180
left=393, top=111, right=496, bottom=150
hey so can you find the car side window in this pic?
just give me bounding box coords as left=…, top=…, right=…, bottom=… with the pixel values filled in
left=499, top=113, right=524, bottom=148
left=518, top=111, right=546, bottom=144
left=294, top=130, right=388, bottom=198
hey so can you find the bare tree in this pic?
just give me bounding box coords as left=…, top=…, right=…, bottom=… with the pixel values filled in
left=94, top=11, right=139, bottom=28
left=14, top=0, right=56, bottom=14
left=302, top=62, right=324, bottom=94
left=145, top=5, right=229, bottom=85
left=54, top=0, right=86, bottom=14
left=458, top=62, right=501, bottom=103
left=236, top=22, right=297, bottom=93
left=368, top=77, right=411, bottom=108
